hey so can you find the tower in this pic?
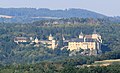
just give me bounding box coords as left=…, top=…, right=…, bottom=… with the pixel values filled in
left=52, top=40, right=56, bottom=49
left=92, top=30, right=102, bottom=54
left=92, top=30, right=99, bottom=39
left=48, top=34, right=53, bottom=41
left=92, top=30, right=102, bottom=43
left=79, top=32, right=84, bottom=39
left=62, top=35, right=65, bottom=41
left=34, top=37, right=39, bottom=44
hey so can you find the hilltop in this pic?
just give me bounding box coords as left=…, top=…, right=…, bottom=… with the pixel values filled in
left=0, top=8, right=107, bottom=23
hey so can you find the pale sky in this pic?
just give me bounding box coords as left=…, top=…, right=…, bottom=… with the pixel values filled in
left=0, top=0, right=120, bottom=16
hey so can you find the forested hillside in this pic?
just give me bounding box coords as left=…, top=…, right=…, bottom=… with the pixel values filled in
left=0, top=8, right=107, bottom=23
left=0, top=18, right=120, bottom=65
left=0, top=8, right=106, bottom=18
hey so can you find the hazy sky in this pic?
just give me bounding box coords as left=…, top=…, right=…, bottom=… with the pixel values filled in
left=0, top=0, right=120, bottom=16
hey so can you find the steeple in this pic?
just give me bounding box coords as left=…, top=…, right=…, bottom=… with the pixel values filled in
left=79, top=31, right=84, bottom=39
left=49, top=34, right=52, bottom=37
left=92, top=29, right=102, bottom=43
left=80, top=31, right=83, bottom=35
left=48, top=34, right=53, bottom=41
left=35, top=37, right=39, bottom=44
left=62, top=35, right=65, bottom=41
left=92, top=29, right=99, bottom=40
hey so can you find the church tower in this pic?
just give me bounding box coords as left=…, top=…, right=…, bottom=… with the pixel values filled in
left=79, top=32, right=84, bottom=39
left=48, top=34, right=53, bottom=41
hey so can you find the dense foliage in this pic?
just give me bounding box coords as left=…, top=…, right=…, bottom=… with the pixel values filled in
left=0, top=17, right=120, bottom=72
left=0, top=62, right=120, bottom=73
left=0, top=18, right=120, bottom=65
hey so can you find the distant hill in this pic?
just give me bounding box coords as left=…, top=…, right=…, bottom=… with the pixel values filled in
left=0, top=8, right=107, bottom=23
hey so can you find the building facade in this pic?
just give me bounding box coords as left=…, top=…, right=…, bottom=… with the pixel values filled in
left=68, top=31, right=102, bottom=54
left=14, top=34, right=58, bottom=50
left=14, top=31, right=102, bottom=55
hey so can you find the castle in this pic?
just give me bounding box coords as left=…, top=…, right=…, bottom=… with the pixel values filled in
left=14, top=30, right=102, bottom=55
left=68, top=31, right=102, bottom=55
left=14, top=34, right=58, bottom=49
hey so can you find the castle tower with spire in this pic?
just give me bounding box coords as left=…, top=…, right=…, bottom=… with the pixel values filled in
left=92, top=29, right=102, bottom=43
left=68, top=30, right=102, bottom=55
left=92, top=29, right=102, bottom=54
left=62, top=35, right=65, bottom=41
left=48, top=34, right=53, bottom=41
left=79, top=31, right=84, bottom=39
left=34, top=37, right=39, bottom=44
left=92, top=29, right=98, bottom=39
